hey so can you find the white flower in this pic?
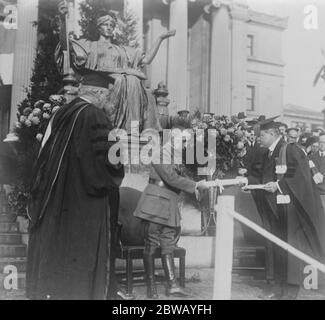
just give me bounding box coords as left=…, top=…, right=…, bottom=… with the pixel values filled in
left=32, top=108, right=42, bottom=116
left=237, top=141, right=245, bottom=150
left=20, top=115, right=27, bottom=123
left=52, top=106, right=60, bottom=114
left=34, top=100, right=45, bottom=109
left=31, top=117, right=40, bottom=125
left=36, top=133, right=43, bottom=142
left=196, top=131, right=205, bottom=143
left=43, top=113, right=51, bottom=119
left=15, top=122, right=22, bottom=129
left=43, top=103, right=51, bottom=111
left=22, top=107, right=32, bottom=116
left=27, top=113, right=34, bottom=121
left=25, top=120, right=32, bottom=127
left=49, top=95, right=64, bottom=104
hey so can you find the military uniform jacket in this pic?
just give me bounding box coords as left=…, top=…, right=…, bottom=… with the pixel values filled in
left=133, top=144, right=196, bottom=227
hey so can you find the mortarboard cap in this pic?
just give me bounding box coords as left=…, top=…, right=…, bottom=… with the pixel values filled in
left=237, top=112, right=246, bottom=119
left=259, top=115, right=281, bottom=131
left=306, top=136, right=319, bottom=148
left=286, top=127, right=299, bottom=133
left=246, top=119, right=258, bottom=126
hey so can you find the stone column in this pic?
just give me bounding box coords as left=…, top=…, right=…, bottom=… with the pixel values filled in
left=230, top=2, right=249, bottom=115
left=166, top=0, right=188, bottom=115
left=73, top=0, right=83, bottom=38
left=206, top=0, right=232, bottom=116
left=10, top=0, right=38, bottom=129
left=146, top=12, right=168, bottom=89
left=124, top=0, right=144, bottom=49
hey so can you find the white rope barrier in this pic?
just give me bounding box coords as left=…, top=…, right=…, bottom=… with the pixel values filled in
left=226, top=208, right=325, bottom=274
left=213, top=195, right=325, bottom=300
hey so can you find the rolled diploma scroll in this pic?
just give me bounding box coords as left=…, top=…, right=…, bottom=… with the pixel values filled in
left=241, top=184, right=266, bottom=190
left=205, top=178, right=249, bottom=188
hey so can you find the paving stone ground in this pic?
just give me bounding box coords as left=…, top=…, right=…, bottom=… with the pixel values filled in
left=129, top=268, right=325, bottom=300
left=1, top=268, right=324, bottom=300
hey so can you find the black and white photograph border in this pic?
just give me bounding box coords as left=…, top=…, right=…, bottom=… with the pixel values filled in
left=0, top=0, right=325, bottom=301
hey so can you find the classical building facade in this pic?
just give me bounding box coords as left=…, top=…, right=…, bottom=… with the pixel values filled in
left=2, top=0, right=288, bottom=130
left=282, top=104, right=324, bottom=131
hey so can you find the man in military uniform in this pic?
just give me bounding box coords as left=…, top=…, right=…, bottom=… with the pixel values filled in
left=134, top=125, right=212, bottom=299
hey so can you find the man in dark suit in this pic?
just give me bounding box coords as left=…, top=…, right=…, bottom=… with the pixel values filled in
left=259, top=118, right=325, bottom=299
left=243, top=128, right=274, bottom=281
left=134, top=127, right=211, bottom=299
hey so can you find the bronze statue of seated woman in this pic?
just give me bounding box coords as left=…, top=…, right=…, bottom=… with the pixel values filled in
left=56, top=1, right=176, bottom=133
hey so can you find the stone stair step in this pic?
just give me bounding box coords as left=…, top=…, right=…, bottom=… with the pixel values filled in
left=0, top=245, right=27, bottom=258
left=0, top=234, right=22, bottom=245
left=233, top=246, right=265, bottom=268
left=0, top=258, right=27, bottom=273
left=0, top=214, right=17, bottom=223
left=233, top=245, right=265, bottom=254
left=0, top=222, right=19, bottom=233
left=0, top=272, right=26, bottom=290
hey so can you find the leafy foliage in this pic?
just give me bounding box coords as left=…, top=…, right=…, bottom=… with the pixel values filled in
left=9, top=96, right=65, bottom=216
left=172, top=111, right=249, bottom=181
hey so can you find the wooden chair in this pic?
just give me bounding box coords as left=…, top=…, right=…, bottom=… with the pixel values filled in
left=116, top=240, right=186, bottom=295
left=116, top=187, right=186, bottom=294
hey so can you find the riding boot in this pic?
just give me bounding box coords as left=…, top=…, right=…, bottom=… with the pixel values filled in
left=143, top=254, right=159, bottom=299
left=161, top=254, right=188, bottom=297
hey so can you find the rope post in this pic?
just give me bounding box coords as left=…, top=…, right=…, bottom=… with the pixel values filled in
left=213, top=195, right=235, bottom=300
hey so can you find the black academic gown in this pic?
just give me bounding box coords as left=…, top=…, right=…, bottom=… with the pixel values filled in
left=26, top=98, right=124, bottom=300
left=262, top=139, right=325, bottom=286
left=0, top=141, right=18, bottom=184
left=245, top=142, right=274, bottom=279
left=278, top=143, right=325, bottom=285
left=245, top=141, right=268, bottom=214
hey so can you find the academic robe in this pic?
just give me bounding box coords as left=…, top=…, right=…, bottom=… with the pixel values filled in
left=26, top=97, right=124, bottom=300
left=0, top=141, right=18, bottom=184
left=262, top=140, right=325, bottom=286
left=277, top=143, right=325, bottom=285
left=245, top=142, right=274, bottom=280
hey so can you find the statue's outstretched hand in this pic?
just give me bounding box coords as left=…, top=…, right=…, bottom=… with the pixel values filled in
left=160, top=29, right=176, bottom=40
left=58, top=1, right=69, bottom=16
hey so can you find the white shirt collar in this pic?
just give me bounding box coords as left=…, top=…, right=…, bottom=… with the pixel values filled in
left=269, top=137, right=281, bottom=153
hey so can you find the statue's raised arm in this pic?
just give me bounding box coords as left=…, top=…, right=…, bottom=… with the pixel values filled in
left=141, top=29, right=176, bottom=65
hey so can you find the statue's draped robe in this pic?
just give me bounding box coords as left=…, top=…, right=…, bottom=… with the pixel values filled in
left=26, top=98, right=124, bottom=300
left=55, top=39, right=162, bottom=133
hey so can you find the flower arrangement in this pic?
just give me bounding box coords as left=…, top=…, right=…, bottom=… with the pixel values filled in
left=173, top=110, right=251, bottom=181
left=7, top=95, right=65, bottom=217
left=14, top=95, right=65, bottom=145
